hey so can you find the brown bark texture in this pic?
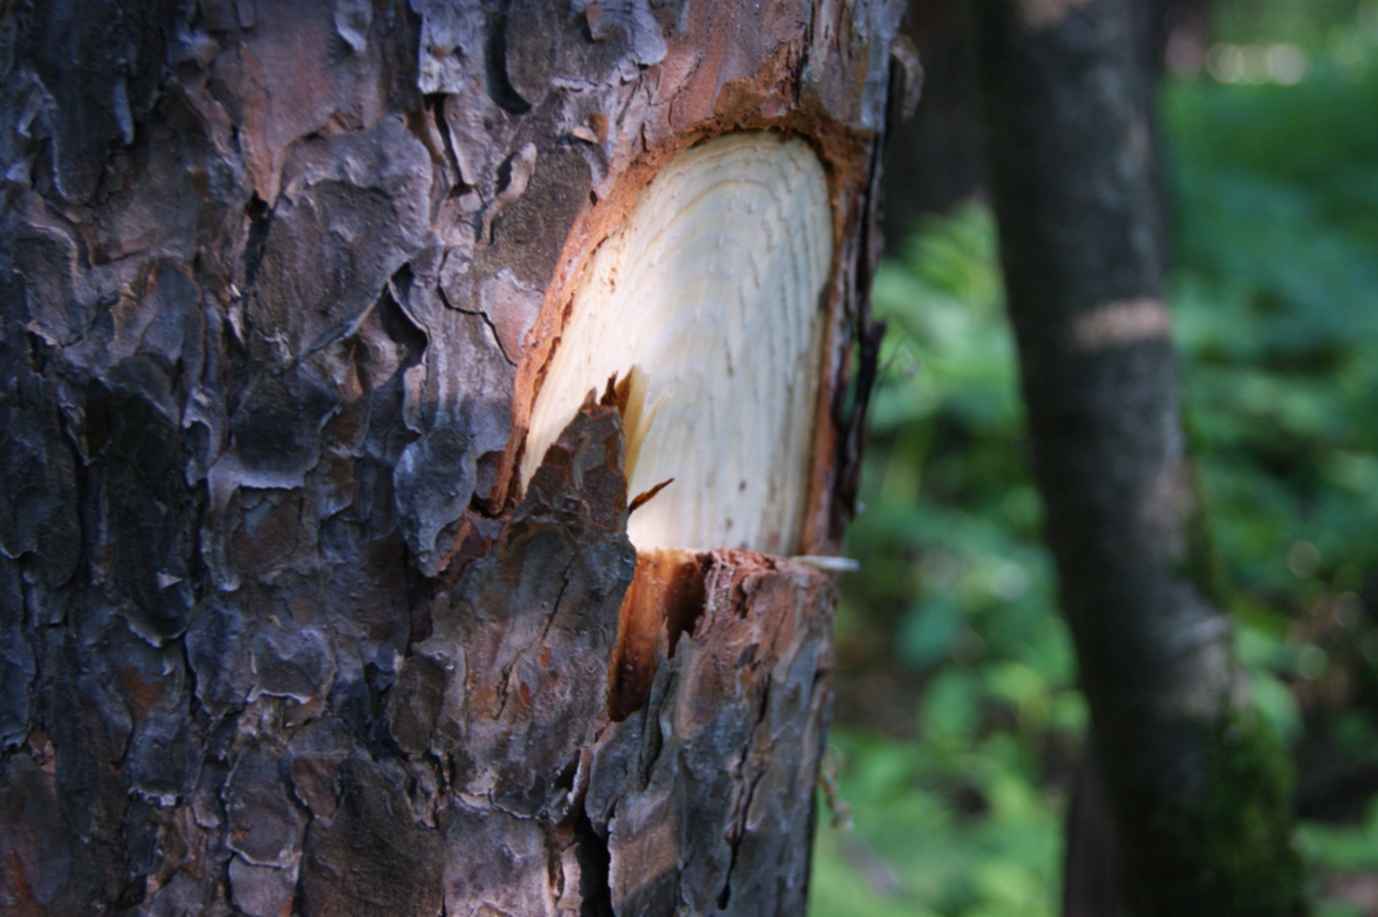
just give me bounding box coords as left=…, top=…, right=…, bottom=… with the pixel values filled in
left=976, top=1, right=1303, bottom=915
left=0, top=1, right=903, bottom=914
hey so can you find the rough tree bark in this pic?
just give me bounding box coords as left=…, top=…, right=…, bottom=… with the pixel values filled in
left=0, top=2, right=904, bottom=914
left=975, top=1, right=1304, bottom=915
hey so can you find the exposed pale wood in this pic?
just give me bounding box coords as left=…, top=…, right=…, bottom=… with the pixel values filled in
left=522, top=134, right=833, bottom=554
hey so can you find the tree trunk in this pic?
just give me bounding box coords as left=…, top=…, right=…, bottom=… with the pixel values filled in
left=975, top=2, right=1304, bottom=915
left=0, top=2, right=903, bottom=914
left=880, top=0, right=1207, bottom=245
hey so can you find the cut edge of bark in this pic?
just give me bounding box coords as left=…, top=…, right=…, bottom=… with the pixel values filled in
left=605, top=546, right=839, bottom=724
left=608, top=547, right=710, bottom=721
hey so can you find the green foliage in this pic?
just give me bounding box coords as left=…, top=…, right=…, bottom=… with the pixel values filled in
left=812, top=16, right=1378, bottom=915
left=1299, top=800, right=1378, bottom=871
left=812, top=730, right=1063, bottom=917
left=815, top=205, right=1080, bottom=917
left=1211, top=0, right=1371, bottom=54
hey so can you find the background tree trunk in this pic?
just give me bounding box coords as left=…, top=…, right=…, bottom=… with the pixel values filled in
left=975, top=1, right=1304, bottom=915
left=880, top=0, right=986, bottom=239
left=882, top=0, right=1208, bottom=243
left=0, top=2, right=903, bottom=913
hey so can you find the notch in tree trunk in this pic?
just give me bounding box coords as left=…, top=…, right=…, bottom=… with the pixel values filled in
left=522, top=134, right=833, bottom=556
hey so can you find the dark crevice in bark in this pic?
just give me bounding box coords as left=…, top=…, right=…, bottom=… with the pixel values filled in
left=372, top=284, right=431, bottom=391
left=608, top=550, right=709, bottom=721
left=361, top=658, right=402, bottom=755
left=486, top=2, right=533, bottom=116
left=405, top=575, right=436, bottom=651
left=240, top=194, right=273, bottom=291
left=425, top=92, right=465, bottom=185
left=390, top=261, right=417, bottom=311
left=665, top=574, right=708, bottom=657
left=23, top=328, right=50, bottom=375
left=834, top=318, right=884, bottom=533
left=553, top=755, right=579, bottom=798
left=573, top=804, right=614, bottom=917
